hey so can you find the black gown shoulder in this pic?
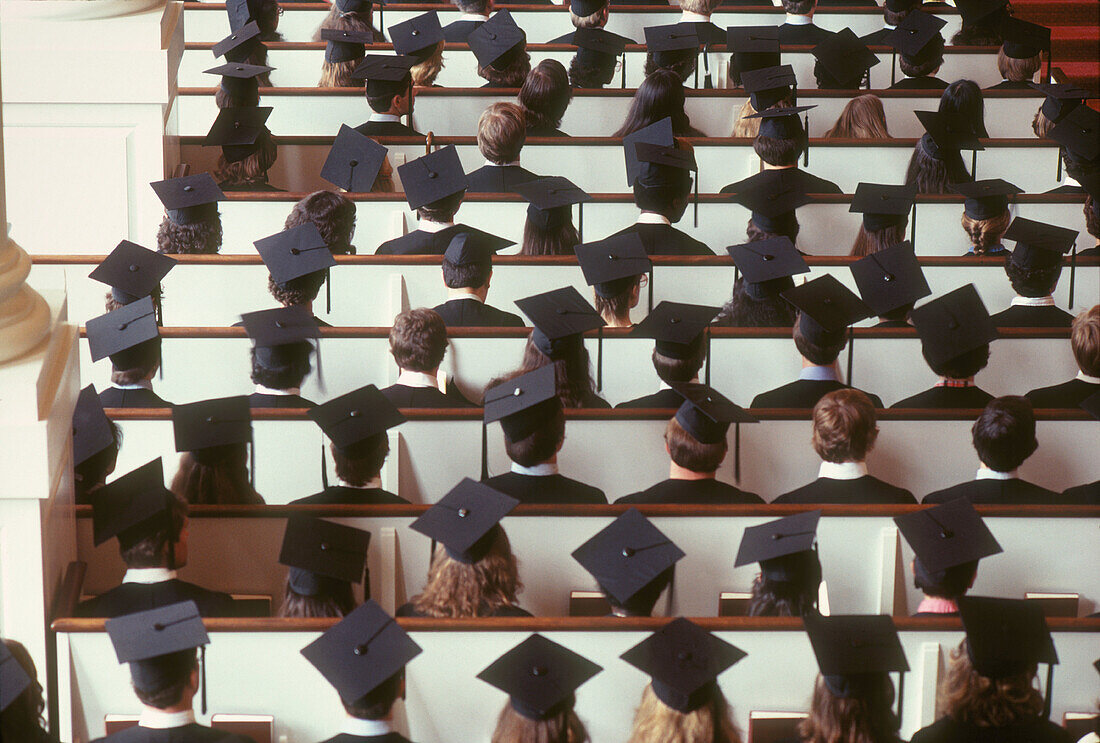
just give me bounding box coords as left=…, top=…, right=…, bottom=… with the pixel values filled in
left=290, top=486, right=408, bottom=505
left=98, top=387, right=171, bottom=408
left=1025, top=378, right=1098, bottom=408
left=463, top=164, right=540, bottom=193
left=609, top=223, right=715, bottom=256
left=75, top=580, right=242, bottom=618
left=774, top=476, right=916, bottom=504
left=890, top=386, right=994, bottom=409
left=353, top=121, right=423, bottom=137
left=616, top=478, right=763, bottom=504
left=990, top=305, right=1075, bottom=328
left=751, top=380, right=883, bottom=409
left=93, top=724, right=255, bottom=742
left=442, top=19, right=484, bottom=43
left=910, top=715, right=1072, bottom=743
left=526, top=125, right=569, bottom=137
left=616, top=388, right=684, bottom=408
left=889, top=76, right=950, bottom=90
left=248, top=392, right=316, bottom=408
left=483, top=472, right=608, bottom=504
left=1062, top=480, right=1099, bottom=504
left=431, top=298, right=525, bottom=328
left=317, top=734, right=415, bottom=743
left=922, top=478, right=1061, bottom=505
left=380, top=384, right=475, bottom=408
left=396, top=602, right=531, bottom=618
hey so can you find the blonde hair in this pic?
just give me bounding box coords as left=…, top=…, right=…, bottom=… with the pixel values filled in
left=961, top=210, right=1011, bottom=254
left=491, top=701, right=589, bottom=743
left=997, top=48, right=1041, bottom=82
left=411, top=41, right=445, bottom=87
left=812, top=389, right=878, bottom=463
left=799, top=675, right=900, bottom=743
left=409, top=524, right=524, bottom=617
left=570, top=5, right=607, bottom=28
left=938, top=642, right=1043, bottom=726
left=731, top=99, right=760, bottom=138
left=679, top=0, right=720, bottom=14
left=1071, top=305, right=1100, bottom=377
left=825, top=95, right=891, bottom=139
left=319, top=59, right=363, bottom=88
left=478, top=102, right=527, bottom=164
left=627, top=683, right=743, bottom=743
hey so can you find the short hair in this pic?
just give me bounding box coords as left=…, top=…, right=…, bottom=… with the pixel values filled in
left=570, top=4, right=607, bottom=28
left=914, top=558, right=978, bottom=600
left=792, top=315, right=846, bottom=366
left=971, top=396, right=1038, bottom=472
left=603, top=567, right=673, bottom=616
left=927, top=343, right=991, bottom=380
left=593, top=276, right=639, bottom=323
left=652, top=346, right=705, bottom=386
left=250, top=344, right=311, bottom=391
left=478, top=52, right=533, bottom=89
left=1072, top=306, right=1100, bottom=377
left=442, top=256, right=492, bottom=289
left=417, top=190, right=465, bottom=223
left=331, top=436, right=389, bottom=486
left=155, top=214, right=222, bottom=255
left=519, top=60, right=572, bottom=131
left=389, top=308, right=448, bottom=372
left=747, top=215, right=799, bottom=244
left=679, top=0, right=720, bottom=13
left=478, top=102, right=527, bottom=165
left=961, top=210, right=1011, bottom=255
left=900, top=46, right=944, bottom=78
left=120, top=492, right=188, bottom=568
left=110, top=338, right=162, bottom=386
left=285, top=191, right=357, bottom=255
left=753, top=134, right=802, bottom=167
left=569, top=53, right=616, bottom=89
left=367, top=88, right=404, bottom=114
left=1004, top=256, right=1062, bottom=298
left=997, top=47, right=1042, bottom=82
left=342, top=671, right=402, bottom=719
left=75, top=420, right=122, bottom=504
left=453, top=0, right=489, bottom=14
left=782, top=0, right=815, bottom=14
left=268, top=271, right=326, bottom=307
left=133, top=651, right=198, bottom=710
left=812, top=389, right=879, bottom=463
left=664, top=416, right=727, bottom=473
left=504, top=404, right=566, bottom=467
left=883, top=7, right=911, bottom=26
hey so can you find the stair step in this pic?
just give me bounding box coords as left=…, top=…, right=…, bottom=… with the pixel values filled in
left=1012, top=0, right=1099, bottom=26
left=1054, top=62, right=1100, bottom=93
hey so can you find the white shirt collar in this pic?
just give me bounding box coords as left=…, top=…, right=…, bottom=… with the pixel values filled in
left=483, top=158, right=521, bottom=168
left=338, top=477, right=383, bottom=490
left=449, top=289, right=485, bottom=304
left=1076, top=371, right=1100, bottom=384
left=139, top=708, right=195, bottom=729
left=976, top=466, right=1018, bottom=480
left=254, top=384, right=300, bottom=397
left=123, top=568, right=178, bottom=585
left=785, top=13, right=813, bottom=25
left=397, top=370, right=442, bottom=390
left=343, top=717, right=395, bottom=736
left=883, top=22, right=896, bottom=30
left=112, top=380, right=153, bottom=391
left=679, top=11, right=710, bottom=22
left=369, top=113, right=401, bottom=123
left=458, top=12, right=489, bottom=21
left=1062, top=175, right=1081, bottom=188
left=1010, top=295, right=1056, bottom=307
left=511, top=461, right=559, bottom=477
left=419, top=220, right=455, bottom=234
left=637, top=212, right=671, bottom=226
left=818, top=461, right=868, bottom=480
left=658, top=376, right=698, bottom=391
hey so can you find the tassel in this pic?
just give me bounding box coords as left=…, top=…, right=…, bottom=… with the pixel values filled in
left=734, top=422, right=741, bottom=484
left=970, top=149, right=977, bottom=179
left=480, top=420, right=488, bottom=481
left=379, top=4, right=384, bottom=35
left=896, top=670, right=904, bottom=724
left=846, top=326, right=855, bottom=387
left=666, top=563, right=676, bottom=615
left=200, top=645, right=208, bottom=715
left=620, top=53, right=626, bottom=89
left=694, top=60, right=699, bottom=90
left=1057, top=149, right=1062, bottom=181
left=647, top=268, right=654, bottom=313
left=704, top=328, right=711, bottom=386
left=1042, top=664, right=1054, bottom=719
left=249, top=438, right=255, bottom=489
left=314, top=337, right=326, bottom=395
left=909, top=202, right=917, bottom=247
left=347, top=159, right=357, bottom=193
left=693, top=174, right=699, bottom=228
left=429, top=539, right=437, bottom=566
left=1069, top=247, right=1076, bottom=309
left=890, top=51, right=897, bottom=86
left=803, top=114, right=809, bottom=167
left=320, top=443, right=329, bottom=489
left=578, top=202, right=584, bottom=243
left=325, top=268, right=332, bottom=314
left=596, top=326, right=604, bottom=391
left=702, top=45, right=712, bottom=89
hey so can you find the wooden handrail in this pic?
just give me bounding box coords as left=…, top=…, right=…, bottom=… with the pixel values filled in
left=185, top=41, right=993, bottom=53
left=49, top=561, right=87, bottom=623
left=183, top=2, right=929, bottom=14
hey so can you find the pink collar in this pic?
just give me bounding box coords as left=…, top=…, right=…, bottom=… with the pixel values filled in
left=916, top=596, right=959, bottom=614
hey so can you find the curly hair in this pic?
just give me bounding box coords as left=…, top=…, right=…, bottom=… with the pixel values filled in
left=389, top=307, right=448, bottom=372
left=713, top=278, right=799, bottom=328
left=171, top=444, right=264, bottom=505
left=962, top=211, right=1010, bottom=254
left=905, top=135, right=971, bottom=194
left=1005, top=256, right=1062, bottom=298
left=799, top=674, right=901, bottom=743
left=320, top=59, right=364, bottom=88
left=0, top=640, right=48, bottom=741
left=156, top=214, right=223, bottom=255
left=410, top=524, right=524, bottom=617
left=492, top=702, right=589, bottom=743
left=643, top=53, right=698, bottom=84
left=285, top=190, right=357, bottom=255
left=747, top=569, right=819, bottom=617
left=478, top=52, right=533, bottom=89
left=938, top=641, right=1043, bottom=725
left=268, top=271, right=326, bottom=308
left=731, top=99, right=761, bottom=138
left=569, top=53, right=616, bottom=89
left=627, top=682, right=743, bottom=743
left=250, top=344, right=311, bottom=390
left=825, top=94, right=891, bottom=139
left=519, top=59, right=572, bottom=130
left=214, top=130, right=278, bottom=189
left=411, top=41, right=445, bottom=87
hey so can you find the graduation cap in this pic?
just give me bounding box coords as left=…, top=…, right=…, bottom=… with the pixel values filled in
left=150, top=174, right=225, bottom=226
left=397, top=145, right=467, bottom=211
left=728, top=237, right=808, bottom=300
left=86, top=296, right=160, bottom=366
left=241, top=305, right=320, bottom=370
left=1030, top=82, right=1091, bottom=124
left=734, top=510, right=822, bottom=583
left=569, top=0, right=607, bottom=16
left=279, top=516, right=370, bottom=597
left=321, top=124, right=389, bottom=193
left=954, top=0, right=1008, bottom=23
left=571, top=508, right=685, bottom=607
left=483, top=364, right=562, bottom=442
left=909, top=284, right=997, bottom=368
left=805, top=614, right=909, bottom=706
left=673, top=383, right=756, bottom=445
left=633, top=143, right=697, bottom=219
left=1003, top=216, right=1079, bottom=270
left=915, top=110, right=984, bottom=155
left=73, top=384, right=115, bottom=466
left=515, top=176, right=592, bottom=231
left=782, top=274, right=872, bottom=346
left=255, top=222, right=337, bottom=286
left=352, top=54, right=417, bottom=98
left=741, top=65, right=797, bottom=111
left=410, top=478, right=519, bottom=563
left=0, top=642, right=31, bottom=713
left=1001, top=17, right=1050, bottom=59
left=574, top=27, right=628, bottom=69
left=301, top=600, right=423, bottom=704
left=106, top=601, right=209, bottom=695
left=812, top=29, right=880, bottom=89
left=227, top=0, right=268, bottom=31
left=91, top=458, right=173, bottom=548
left=950, top=179, right=1023, bottom=220
left=515, top=286, right=606, bottom=360
left=1080, top=390, right=1100, bottom=421
left=725, top=169, right=813, bottom=236
left=849, top=182, right=916, bottom=231
left=575, top=232, right=651, bottom=299
left=214, top=21, right=262, bottom=62
left=726, top=26, right=780, bottom=83
left=321, top=29, right=373, bottom=64
left=621, top=618, right=747, bottom=713
left=1050, top=104, right=1100, bottom=163
left=887, top=9, right=946, bottom=63
left=172, top=396, right=252, bottom=452
left=850, top=241, right=930, bottom=317
left=443, top=230, right=513, bottom=267
left=644, top=24, right=699, bottom=68
left=334, top=0, right=373, bottom=12
left=747, top=105, right=814, bottom=141
left=884, top=0, right=919, bottom=11
left=89, top=240, right=176, bottom=306
left=308, top=384, right=406, bottom=450
left=894, top=499, right=1002, bottom=577
left=631, top=301, right=719, bottom=360
left=477, top=634, right=602, bottom=720
left=204, top=106, right=273, bottom=163
left=623, top=117, right=674, bottom=186
left=390, top=11, right=443, bottom=60
left=203, top=62, right=272, bottom=98
left=468, top=10, right=526, bottom=71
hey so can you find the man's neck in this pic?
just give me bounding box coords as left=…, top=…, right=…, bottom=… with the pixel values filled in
left=419, top=219, right=455, bottom=233
left=457, top=11, right=489, bottom=21
left=343, top=716, right=396, bottom=736
left=397, top=369, right=441, bottom=389
left=762, top=162, right=796, bottom=171
left=679, top=10, right=711, bottom=22
left=112, top=378, right=154, bottom=391
left=447, top=286, right=488, bottom=303
left=139, top=705, right=195, bottom=729
left=669, top=461, right=715, bottom=481
left=286, top=299, right=313, bottom=315
left=637, top=211, right=671, bottom=226
left=602, top=312, right=633, bottom=328
left=370, top=112, right=402, bottom=122
left=785, top=11, right=813, bottom=24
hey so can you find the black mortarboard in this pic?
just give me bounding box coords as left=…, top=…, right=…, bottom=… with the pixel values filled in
left=1050, top=104, right=1100, bottom=163
left=574, top=28, right=628, bottom=66
left=850, top=241, right=930, bottom=316
left=1030, top=82, right=1091, bottom=124
left=204, top=106, right=273, bottom=163
left=91, top=458, right=171, bottom=548
left=468, top=10, right=526, bottom=71
left=227, top=0, right=267, bottom=31
left=1004, top=216, right=1078, bottom=270
left=301, top=600, right=423, bottom=703
left=1001, top=17, right=1050, bottom=59
left=571, top=508, right=685, bottom=606
left=620, top=618, right=746, bottom=714
left=884, top=0, right=919, bottom=11
left=0, top=643, right=31, bottom=713
left=644, top=24, right=699, bottom=67
left=172, top=396, right=252, bottom=452
left=1080, top=391, right=1100, bottom=421
left=443, top=230, right=512, bottom=267
left=255, top=223, right=337, bottom=285
left=322, top=29, right=372, bottom=64
left=334, top=0, right=373, bottom=12
left=1083, top=172, right=1100, bottom=207
left=951, top=179, right=1023, bottom=220
left=308, top=384, right=405, bottom=450
left=73, top=384, right=115, bottom=466
left=849, top=182, right=916, bottom=231
left=728, top=237, right=808, bottom=300
left=241, top=306, right=320, bottom=369
left=106, top=601, right=209, bottom=693
left=397, top=145, right=467, bottom=211
left=410, top=478, right=519, bottom=563
left=86, top=296, right=159, bottom=365
left=748, top=105, right=814, bottom=141
left=515, top=287, right=606, bottom=359
left=955, top=0, right=1008, bottom=23
left=727, top=26, right=780, bottom=82
left=782, top=274, right=871, bottom=345
left=894, top=499, right=1002, bottom=575
left=321, top=124, right=388, bottom=193
left=812, top=29, right=879, bottom=88
left=569, top=0, right=607, bottom=16
left=623, top=117, right=674, bottom=186
left=213, top=21, right=262, bottom=62
left=727, top=169, right=813, bottom=237
left=673, top=383, right=756, bottom=444
left=631, top=301, right=719, bottom=360
left=203, top=62, right=272, bottom=99
left=150, top=174, right=224, bottom=226
left=887, top=10, right=946, bottom=61
left=633, top=142, right=697, bottom=205
left=805, top=615, right=909, bottom=697
left=909, top=284, right=997, bottom=368
left=741, top=65, right=797, bottom=111
left=352, top=54, right=416, bottom=98
left=483, top=365, right=561, bottom=441
left=959, top=596, right=1058, bottom=678
left=636, top=141, right=697, bottom=172
left=916, top=110, right=984, bottom=155
left=477, top=634, right=602, bottom=720
left=734, top=510, right=821, bottom=569
left=89, top=240, right=176, bottom=306
left=515, top=176, right=592, bottom=231
left=279, top=516, right=369, bottom=593
left=575, top=233, right=652, bottom=298
left=391, top=11, right=443, bottom=59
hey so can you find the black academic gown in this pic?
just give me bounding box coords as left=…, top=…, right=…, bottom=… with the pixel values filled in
left=616, top=388, right=684, bottom=408
left=98, top=387, right=170, bottom=408
left=248, top=392, right=315, bottom=408
left=380, top=384, right=475, bottom=408
left=774, top=476, right=916, bottom=504
left=463, top=164, right=540, bottom=193
left=889, top=76, right=951, bottom=90
left=375, top=225, right=463, bottom=256
left=910, top=716, right=1073, bottom=743
left=218, top=181, right=283, bottom=192
left=291, top=486, right=408, bottom=505
left=1063, top=480, right=1099, bottom=504
left=1077, top=246, right=1099, bottom=257
left=607, top=222, right=714, bottom=256
left=778, top=23, right=834, bottom=45
left=720, top=168, right=842, bottom=196
left=353, top=121, right=423, bottom=137
left=751, top=381, right=883, bottom=409
left=1025, top=378, right=1099, bottom=408
left=990, top=305, right=1075, bottom=328
left=92, top=724, right=254, bottom=742
left=526, top=125, right=569, bottom=137
left=860, top=28, right=894, bottom=46
left=1045, top=184, right=1085, bottom=195
left=431, top=298, right=525, bottom=327
left=616, top=478, right=763, bottom=504
left=483, top=472, right=608, bottom=504
left=442, top=19, right=485, bottom=42
left=395, top=603, right=531, bottom=618
left=75, top=580, right=240, bottom=618
left=986, top=80, right=1037, bottom=90
left=890, top=386, right=994, bottom=409
left=922, top=478, right=1061, bottom=505
left=679, top=21, right=726, bottom=45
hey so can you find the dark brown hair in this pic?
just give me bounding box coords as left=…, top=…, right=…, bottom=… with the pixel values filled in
left=120, top=492, right=188, bottom=568
left=811, top=389, right=878, bottom=463
left=519, top=59, right=573, bottom=131
left=250, top=344, right=311, bottom=390
left=0, top=640, right=47, bottom=741
left=926, top=343, right=991, bottom=379
left=133, top=651, right=199, bottom=710
left=389, top=308, right=448, bottom=372
left=156, top=214, right=223, bottom=255
left=1004, top=255, right=1062, bottom=298
left=505, top=404, right=566, bottom=466
left=938, top=642, right=1043, bottom=725
left=491, top=701, right=589, bottom=743
left=652, top=346, right=705, bottom=385
left=494, top=336, right=599, bottom=409
left=754, top=135, right=802, bottom=167
left=110, top=338, right=162, bottom=386
left=75, top=420, right=122, bottom=505
left=171, top=444, right=264, bottom=505
left=793, top=314, right=846, bottom=366
left=850, top=222, right=909, bottom=258
left=331, top=436, right=389, bottom=486
left=799, top=674, right=901, bottom=743
left=713, top=278, right=799, bottom=328
left=343, top=671, right=403, bottom=718
left=410, top=525, right=524, bottom=617
left=214, top=131, right=278, bottom=189
left=277, top=573, right=357, bottom=618
left=418, top=190, right=465, bottom=223
left=268, top=271, right=326, bottom=308
left=905, top=135, right=970, bottom=194
left=479, top=51, right=533, bottom=89
left=614, top=69, right=705, bottom=138
left=285, top=191, right=357, bottom=255
left=665, top=416, right=727, bottom=473
left=781, top=0, right=815, bottom=13
left=971, top=396, right=1037, bottom=472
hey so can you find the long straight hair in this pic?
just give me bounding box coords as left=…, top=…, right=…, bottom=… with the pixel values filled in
left=614, top=69, right=705, bottom=138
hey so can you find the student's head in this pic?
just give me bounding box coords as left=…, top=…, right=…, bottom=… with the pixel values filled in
left=951, top=11, right=1006, bottom=46
left=593, top=275, right=642, bottom=326
left=570, top=1, right=608, bottom=29
left=320, top=57, right=364, bottom=88
left=132, top=650, right=200, bottom=710
left=732, top=99, right=761, bottom=138
left=479, top=44, right=533, bottom=89
left=491, top=700, right=588, bottom=743
left=632, top=139, right=694, bottom=223
left=961, top=209, right=1011, bottom=255
left=278, top=572, right=357, bottom=618
left=644, top=51, right=697, bottom=85
left=793, top=312, right=846, bottom=366
left=367, top=85, right=411, bottom=116
left=971, top=396, right=1038, bottom=472
left=625, top=682, right=741, bottom=743
left=679, top=0, right=721, bottom=15
left=715, top=277, right=799, bottom=328
left=1031, top=103, right=1054, bottom=139
left=519, top=60, right=572, bottom=131
left=454, top=0, right=490, bottom=15
left=342, top=671, right=405, bottom=720
left=521, top=212, right=580, bottom=256
left=1085, top=196, right=1100, bottom=241
left=615, top=69, right=693, bottom=138
left=603, top=568, right=674, bottom=618
left=824, top=94, right=891, bottom=139
left=75, top=420, right=122, bottom=504
left=331, top=435, right=390, bottom=486
left=478, top=102, right=527, bottom=165
left=120, top=492, right=189, bottom=569
left=1072, top=305, right=1100, bottom=376
left=938, top=80, right=987, bottom=137
left=753, top=130, right=802, bottom=167
left=110, top=337, right=162, bottom=386
left=504, top=403, right=566, bottom=467
left=250, top=343, right=312, bottom=391
left=748, top=550, right=822, bottom=617
left=926, top=342, right=991, bottom=380
left=214, top=130, right=278, bottom=188
left=215, top=81, right=260, bottom=109
left=389, top=308, right=448, bottom=373
left=268, top=270, right=327, bottom=309
left=905, top=133, right=969, bottom=195
left=746, top=214, right=800, bottom=244
left=0, top=640, right=48, bottom=740
left=939, top=641, right=1044, bottom=725
left=997, top=47, right=1041, bottom=82
left=155, top=214, right=223, bottom=255
left=913, top=558, right=977, bottom=601
left=812, top=389, right=878, bottom=464
left=515, top=334, right=598, bottom=409
left=252, top=0, right=281, bottom=39
left=652, top=343, right=706, bottom=386
left=285, top=190, right=357, bottom=255
left=799, top=674, right=898, bottom=743
left=412, top=524, right=523, bottom=617
left=665, top=415, right=727, bottom=474
left=171, top=444, right=257, bottom=505
left=883, top=3, right=914, bottom=27
left=899, top=37, right=944, bottom=79
left=411, top=41, right=446, bottom=87
left=317, top=9, right=375, bottom=88
left=1004, top=252, right=1062, bottom=298
left=569, top=49, right=617, bottom=89
left=851, top=215, right=912, bottom=259
left=417, top=189, right=465, bottom=224
left=781, top=0, right=815, bottom=16
left=442, top=253, right=492, bottom=290
left=1063, top=147, right=1100, bottom=184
